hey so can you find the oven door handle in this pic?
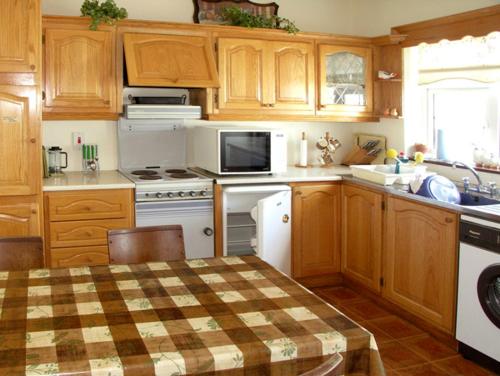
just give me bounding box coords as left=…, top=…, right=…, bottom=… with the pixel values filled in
left=136, top=199, right=213, bottom=213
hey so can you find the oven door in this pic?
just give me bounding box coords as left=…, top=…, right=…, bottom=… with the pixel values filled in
left=220, top=131, right=271, bottom=174
left=135, top=200, right=214, bottom=259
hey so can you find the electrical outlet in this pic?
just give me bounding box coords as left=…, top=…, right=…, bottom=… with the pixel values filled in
left=72, top=132, right=84, bottom=146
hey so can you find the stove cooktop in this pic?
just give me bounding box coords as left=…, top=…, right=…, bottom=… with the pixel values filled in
left=121, top=167, right=211, bottom=184
left=120, top=167, right=213, bottom=202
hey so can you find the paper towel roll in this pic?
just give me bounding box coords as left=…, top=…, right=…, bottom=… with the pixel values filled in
left=299, top=132, right=308, bottom=167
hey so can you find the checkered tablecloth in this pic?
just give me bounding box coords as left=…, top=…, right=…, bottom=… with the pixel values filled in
left=0, top=256, right=384, bottom=375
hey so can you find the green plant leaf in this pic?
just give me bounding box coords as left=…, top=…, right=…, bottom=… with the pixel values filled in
left=81, top=0, right=128, bottom=30
left=221, top=6, right=299, bottom=34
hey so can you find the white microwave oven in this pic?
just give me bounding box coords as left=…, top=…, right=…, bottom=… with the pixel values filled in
left=193, top=126, right=287, bottom=175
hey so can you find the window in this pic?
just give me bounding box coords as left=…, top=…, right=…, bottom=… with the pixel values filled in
left=426, top=84, right=499, bottom=164
left=404, top=32, right=500, bottom=170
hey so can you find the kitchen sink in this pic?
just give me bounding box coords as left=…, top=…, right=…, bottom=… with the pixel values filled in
left=459, top=192, right=500, bottom=206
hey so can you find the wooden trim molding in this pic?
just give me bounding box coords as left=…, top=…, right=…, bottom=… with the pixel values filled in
left=392, top=5, right=500, bottom=47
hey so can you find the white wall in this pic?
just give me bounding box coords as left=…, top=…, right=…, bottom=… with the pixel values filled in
left=349, top=0, right=499, bottom=36
left=42, top=0, right=361, bottom=35
left=42, top=0, right=498, bottom=37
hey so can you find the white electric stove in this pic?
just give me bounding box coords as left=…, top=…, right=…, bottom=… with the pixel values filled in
left=117, top=93, right=214, bottom=259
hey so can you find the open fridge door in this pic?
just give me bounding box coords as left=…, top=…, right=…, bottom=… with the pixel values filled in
left=254, top=189, right=291, bottom=276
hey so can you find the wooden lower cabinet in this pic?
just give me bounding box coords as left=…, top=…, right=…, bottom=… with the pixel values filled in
left=44, top=189, right=134, bottom=268
left=49, top=218, right=131, bottom=248
left=383, top=196, right=458, bottom=334
left=292, top=182, right=341, bottom=278
left=0, top=196, right=40, bottom=236
left=50, top=246, right=109, bottom=267
left=341, top=184, right=383, bottom=292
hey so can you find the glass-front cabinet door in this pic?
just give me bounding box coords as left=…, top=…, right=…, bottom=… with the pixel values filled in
left=318, top=45, right=373, bottom=115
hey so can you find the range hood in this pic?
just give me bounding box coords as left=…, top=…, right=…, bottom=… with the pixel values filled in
left=123, top=87, right=201, bottom=120
left=125, top=104, right=201, bottom=119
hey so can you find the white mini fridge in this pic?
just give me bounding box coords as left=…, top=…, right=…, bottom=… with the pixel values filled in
left=222, top=185, right=291, bottom=276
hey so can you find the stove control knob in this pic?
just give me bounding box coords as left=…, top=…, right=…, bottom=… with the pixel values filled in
left=166, top=192, right=174, bottom=198
left=178, top=191, right=185, bottom=197
left=155, top=192, right=163, bottom=198
left=189, top=191, right=197, bottom=197
left=200, top=190, right=208, bottom=196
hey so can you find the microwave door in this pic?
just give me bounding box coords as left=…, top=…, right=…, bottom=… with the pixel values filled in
left=255, top=190, right=292, bottom=276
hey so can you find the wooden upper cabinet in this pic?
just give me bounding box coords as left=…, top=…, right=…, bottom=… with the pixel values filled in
left=123, top=32, right=219, bottom=88
left=0, top=85, right=39, bottom=196
left=318, top=44, right=373, bottom=115
left=217, top=38, right=266, bottom=110
left=0, top=200, right=40, bottom=236
left=217, top=37, right=315, bottom=114
left=270, top=41, right=315, bottom=112
left=0, top=0, right=40, bottom=74
left=43, top=23, right=116, bottom=115
left=292, top=183, right=341, bottom=278
left=383, top=197, right=458, bottom=334
left=341, top=184, right=383, bottom=292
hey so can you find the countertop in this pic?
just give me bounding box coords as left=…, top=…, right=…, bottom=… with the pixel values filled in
left=343, top=176, right=500, bottom=222
left=43, top=170, right=135, bottom=191
left=42, top=168, right=500, bottom=222
left=191, top=165, right=353, bottom=185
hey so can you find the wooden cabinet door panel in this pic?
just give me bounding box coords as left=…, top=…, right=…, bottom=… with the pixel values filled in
left=384, top=197, right=458, bottom=333
left=318, top=44, right=373, bottom=114
left=0, top=201, right=40, bottom=236
left=270, top=41, right=315, bottom=113
left=43, top=28, right=115, bottom=112
left=47, top=189, right=132, bottom=221
left=0, top=0, right=40, bottom=73
left=0, top=85, right=39, bottom=196
left=49, top=218, right=130, bottom=248
left=292, top=184, right=341, bottom=278
left=124, top=33, right=219, bottom=88
left=341, top=184, right=383, bottom=292
left=218, top=38, right=266, bottom=110
left=50, top=245, right=109, bottom=268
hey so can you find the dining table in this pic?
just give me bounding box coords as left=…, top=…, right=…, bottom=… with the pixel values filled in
left=0, top=255, right=385, bottom=375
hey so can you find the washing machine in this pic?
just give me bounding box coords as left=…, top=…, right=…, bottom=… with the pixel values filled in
left=456, top=214, right=500, bottom=374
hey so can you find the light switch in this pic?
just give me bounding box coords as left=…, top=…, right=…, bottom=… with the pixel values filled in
left=72, top=132, right=84, bottom=146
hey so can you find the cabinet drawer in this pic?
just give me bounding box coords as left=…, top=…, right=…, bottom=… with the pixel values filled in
left=47, top=189, right=132, bottom=221
left=50, top=246, right=109, bottom=268
left=49, top=218, right=130, bottom=248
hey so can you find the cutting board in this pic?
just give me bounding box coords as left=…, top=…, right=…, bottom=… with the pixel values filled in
left=354, top=133, right=387, bottom=165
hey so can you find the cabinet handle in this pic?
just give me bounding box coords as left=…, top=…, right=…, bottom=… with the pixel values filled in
left=30, top=64, right=36, bottom=71
left=445, top=217, right=453, bottom=223
left=269, top=103, right=275, bottom=108
left=30, top=138, right=36, bottom=144
left=42, top=91, right=46, bottom=101
left=295, top=191, right=303, bottom=196
left=261, top=103, right=269, bottom=107
left=320, top=104, right=327, bottom=109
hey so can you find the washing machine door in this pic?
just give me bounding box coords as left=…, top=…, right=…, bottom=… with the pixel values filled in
left=477, top=264, right=500, bottom=329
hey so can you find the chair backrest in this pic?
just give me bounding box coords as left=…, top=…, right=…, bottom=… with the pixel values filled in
left=300, top=353, right=343, bottom=376
left=108, top=225, right=185, bottom=264
left=0, top=237, right=44, bottom=271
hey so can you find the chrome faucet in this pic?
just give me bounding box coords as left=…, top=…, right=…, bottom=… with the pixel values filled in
left=452, top=161, right=483, bottom=190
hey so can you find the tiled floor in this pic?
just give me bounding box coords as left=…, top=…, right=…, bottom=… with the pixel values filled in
left=312, top=286, right=498, bottom=376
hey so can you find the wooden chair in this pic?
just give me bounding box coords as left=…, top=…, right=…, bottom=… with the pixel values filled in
left=300, top=353, right=343, bottom=376
left=108, top=225, right=185, bottom=264
left=0, top=237, right=44, bottom=271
